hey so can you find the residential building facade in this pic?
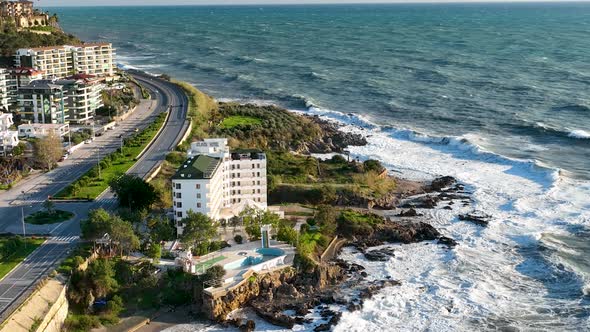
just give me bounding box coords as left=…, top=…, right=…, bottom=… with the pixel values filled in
left=0, top=0, right=33, bottom=17
left=0, top=130, right=19, bottom=156
left=69, top=43, right=116, bottom=77
left=17, top=122, right=69, bottom=138
left=0, top=112, right=14, bottom=131
left=5, top=67, right=43, bottom=110
left=15, top=46, right=71, bottom=79
left=58, top=74, right=104, bottom=124
left=0, top=112, right=18, bottom=156
left=172, top=138, right=268, bottom=234
left=17, top=80, right=68, bottom=124
left=15, top=43, right=115, bottom=80
left=0, top=69, right=8, bottom=111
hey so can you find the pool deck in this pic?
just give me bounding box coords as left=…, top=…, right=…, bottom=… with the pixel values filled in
left=193, top=239, right=295, bottom=281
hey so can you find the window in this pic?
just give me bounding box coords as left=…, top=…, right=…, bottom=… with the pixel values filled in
left=257, top=180, right=261, bottom=185
left=196, top=184, right=201, bottom=189
left=238, top=190, right=241, bottom=194
left=232, top=165, right=235, bottom=170
left=252, top=164, right=255, bottom=168
left=177, top=202, right=182, bottom=208
left=237, top=173, right=240, bottom=178
left=257, top=172, right=260, bottom=177
left=197, top=193, right=201, bottom=199
left=176, top=193, right=182, bottom=199
left=175, top=183, right=181, bottom=190
left=257, top=189, right=261, bottom=194
left=252, top=172, right=255, bottom=177
left=197, top=203, right=201, bottom=208
left=238, top=181, right=241, bottom=186
left=257, top=163, right=260, bottom=168
left=237, top=164, right=240, bottom=169
left=177, top=211, right=183, bottom=218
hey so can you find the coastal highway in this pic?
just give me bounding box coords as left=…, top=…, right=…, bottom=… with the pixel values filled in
left=0, top=73, right=190, bottom=322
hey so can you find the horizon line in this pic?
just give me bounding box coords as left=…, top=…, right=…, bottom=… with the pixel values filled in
left=40, top=0, right=590, bottom=8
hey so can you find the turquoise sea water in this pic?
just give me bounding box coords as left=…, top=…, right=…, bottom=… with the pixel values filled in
left=51, top=4, right=590, bottom=331
left=54, top=3, right=590, bottom=179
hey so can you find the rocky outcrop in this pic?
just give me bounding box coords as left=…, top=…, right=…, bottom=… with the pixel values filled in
left=364, top=247, right=396, bottom=261
left=459, top=211, right=492, bottom=226
left=377, top=221, right=440, bottom=244
left=304, top=116, right=367, bottom=153
left=202, top=268, right=297, bottom=321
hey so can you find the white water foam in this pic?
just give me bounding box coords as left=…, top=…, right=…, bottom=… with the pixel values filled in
left=568, top=129, right=590, bottom=139
left=299, top=105, right=590, bottom=331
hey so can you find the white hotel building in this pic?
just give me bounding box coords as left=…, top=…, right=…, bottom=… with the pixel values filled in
left=172, top=138, right=268, bottom=234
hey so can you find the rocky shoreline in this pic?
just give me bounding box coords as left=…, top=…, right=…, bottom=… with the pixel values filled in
left=212, top=172, right=471, bottom=332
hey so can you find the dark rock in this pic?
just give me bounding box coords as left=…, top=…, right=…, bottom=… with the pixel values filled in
left=443, top=206, right=453, bottom=210
left=429, top=176, right=457, bottom=192
left=377, top=221, right=440, bottom=244
left=315, top=323, right=331, bottom=332
left=364, top=247, right=395, bottom=261
left=396, top=208, right=423, bottom=217
left=347, top=302, right=362, bottom=312
left=438, top=236, right=458, bottom=248
left=361, top=271, right=368, bottom=278
left=459, top=211, right=491, bottom=226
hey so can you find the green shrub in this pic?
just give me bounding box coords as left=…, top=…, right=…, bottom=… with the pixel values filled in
left=234, top=234, right=243, bottom=244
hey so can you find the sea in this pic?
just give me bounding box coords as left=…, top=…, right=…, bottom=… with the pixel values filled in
left=52, top=3, right=590, bottom=331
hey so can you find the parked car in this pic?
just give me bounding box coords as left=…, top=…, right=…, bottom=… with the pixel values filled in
left=59, top=154, right=68, bottom=162
left=84, top=139, right=92, bottom=144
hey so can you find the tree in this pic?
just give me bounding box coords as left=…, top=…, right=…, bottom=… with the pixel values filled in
left=277, top=221, right=298, bottom=246
left=109, top=216, right=140, bottom=256
left=109, top=175, right=159, bottom=211
left=240, top=207, right=280, bottom=240
left=315, top=205, right=338, bottom=236
left=146, top=243, right=162, bottom=263
left=42, top=199, right=56, bottom=215
left=81, top=209, right=112, bottom=240
left=148, top=216, right=175, bottom=242
left=33, top=132, right=63, bottom=171
left=203, top=265, right=226, bottom=288
left=180, top=211, right=217, bottom=250
left=87, top=259, right=118, bottom=299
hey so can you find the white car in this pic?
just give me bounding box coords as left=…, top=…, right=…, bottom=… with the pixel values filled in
left=84, top=139, right=92, bottom=144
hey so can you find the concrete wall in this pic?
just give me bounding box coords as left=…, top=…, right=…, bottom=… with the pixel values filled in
left=35, top=283, right=68, bottom=332
left=0, top=277, right=68, bottom=332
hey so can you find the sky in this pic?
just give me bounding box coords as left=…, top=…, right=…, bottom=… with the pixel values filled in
left=37, top=0, right=587, bottom=7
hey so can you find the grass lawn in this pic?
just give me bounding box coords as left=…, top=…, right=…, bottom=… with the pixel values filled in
left=220, top=115, right=262, bottom=129
left=0, top=237, right=46, bottom=280
left=25, top=210, right=74, bottom=225
left=55, top=112, right=167, bottom=200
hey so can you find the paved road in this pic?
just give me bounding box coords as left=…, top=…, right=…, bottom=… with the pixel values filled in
left=0, top=73, right=190, bottom=322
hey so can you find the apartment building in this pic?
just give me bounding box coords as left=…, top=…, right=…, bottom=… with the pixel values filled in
left=172, top=138, right=268, bottom=234
left=15, top=46, right=71, bottom=79
left=5, top=67, right=43, bottom=110
left=58, top=74, right=104, bottom=125
left=0, top=0, right=33, bottom=17
left=0, top=130, right=19, bottom=156
left=69, top=43, right=116, bottom=77
left=14, top=43, right=115, bottom=80
left=0, top=113, right=19, bottom=156
left=0, top=69, right=7, bottom=111
left=0, top=112, right=15, bottom=131
left=17, top=80, right=68, bottom=124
